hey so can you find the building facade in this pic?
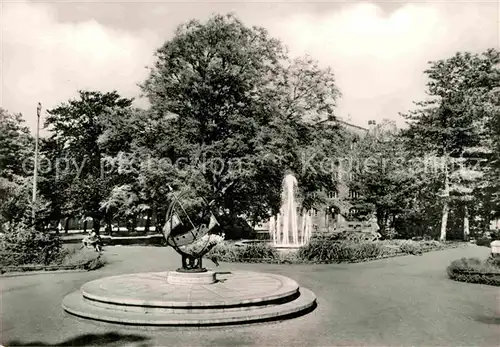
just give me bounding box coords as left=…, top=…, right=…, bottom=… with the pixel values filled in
left=255, top=118, right=379, bottom=235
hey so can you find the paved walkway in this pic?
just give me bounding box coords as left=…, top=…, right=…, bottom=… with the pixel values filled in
left=1, top=244, right=498, bottom=346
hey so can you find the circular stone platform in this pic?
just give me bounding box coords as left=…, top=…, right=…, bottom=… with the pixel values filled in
left=62, top=270, right=316, bottom=326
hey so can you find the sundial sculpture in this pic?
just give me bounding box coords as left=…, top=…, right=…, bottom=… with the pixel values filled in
left=162, top=185, right=224, bottom=273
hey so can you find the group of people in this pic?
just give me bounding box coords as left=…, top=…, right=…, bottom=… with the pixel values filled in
left=82, top=230, right=102, bottom=252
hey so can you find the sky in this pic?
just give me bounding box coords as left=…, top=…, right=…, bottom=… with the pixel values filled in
left=1, top=0, right=499, bottom=134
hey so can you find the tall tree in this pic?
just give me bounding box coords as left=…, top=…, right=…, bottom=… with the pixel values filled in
left=0, top=109, right=33, bottom=180
left=0, top=109, right=34, bottom=229
left=403, top=49, right=500, bottom=240
left=140, top=14, right=341, bottom=233
left=43, top=91, right=133, bottom=234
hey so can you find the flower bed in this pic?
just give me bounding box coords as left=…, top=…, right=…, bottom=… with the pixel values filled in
left=447, top=256, right=500, bottom=286
left=206, top=238, right=461, bottom=265
left=0, top=246, right=105, bottom=274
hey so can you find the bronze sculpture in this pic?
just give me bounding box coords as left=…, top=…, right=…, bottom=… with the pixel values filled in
left=162, top=186, right=224, bottom=272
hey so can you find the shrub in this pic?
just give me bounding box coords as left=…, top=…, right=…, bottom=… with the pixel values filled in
left=207, top=241, right=241, bottom=262
left=207, top=241, right=278, bottom=263
left=490, top=230, right=500, bottom=241
left=476, top=238, right=491, bottom=247
left=297, top=239, right=392, bottom=263
left=238, top=242, right=278, bottom=260
left=486, top=253, right=500, bottom=268
left=1, top=222, right=62, bottom=266
left=84, top=255, right=106, bottom=270
left=399, top=240, right=422, bottom=255
left=277, top=251, right=301, bottom=264
left=447, top=257, right=500, bottom=286
left=207, top=238, right=457, bottom=265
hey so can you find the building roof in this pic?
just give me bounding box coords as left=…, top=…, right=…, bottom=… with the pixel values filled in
left=317, top=118, right=369, bottom=136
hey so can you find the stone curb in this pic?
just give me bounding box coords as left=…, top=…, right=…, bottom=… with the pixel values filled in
left=0, top=257, right=102, bottom=277
left=0, top=268, right=91, bottom=278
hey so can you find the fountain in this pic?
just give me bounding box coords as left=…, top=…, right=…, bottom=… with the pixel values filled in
left=269, top=174, right=313, bottom=248
left=62, top=185, right=316, bottom=326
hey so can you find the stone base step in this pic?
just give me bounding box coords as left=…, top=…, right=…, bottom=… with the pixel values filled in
left=62, top=288, right=316, bottom=326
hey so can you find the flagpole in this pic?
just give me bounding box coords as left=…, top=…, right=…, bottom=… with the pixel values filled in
left=32, top=102, right=41, bottom=224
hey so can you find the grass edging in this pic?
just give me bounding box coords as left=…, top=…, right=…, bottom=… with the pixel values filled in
left=0, top=255, right=105, bottom=275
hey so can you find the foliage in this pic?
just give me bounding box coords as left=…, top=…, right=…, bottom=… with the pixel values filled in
left=207, top=241, right=278, bottom=262
left=397, top=240, right=423, bottom=255
left=486, top=253, right=500, bottom=267
left=348, top=119, right=424, bottom=237
left=2, top=14, right=499, bottom=245
left=0, top=222, right=62, bottom=266
left=490, top=230, right=500, bottom=240
left=207, top=237, right=456, bottom=265
left=42, top=90, right=134, bottom=233
left=0, top=108, right=33, bottom=180
left=137, top=13, right=343, bottom=234
left=476, top=238, right=491, bottom=247
left=57, top=246, right=106, bottom=270
left=402, top=49, right=500, bottom=241
left=297, top=240, right=392, bottom=263
left=0, top=110, right=34, bottom=229
left=447, top=257, right=500, bottom=286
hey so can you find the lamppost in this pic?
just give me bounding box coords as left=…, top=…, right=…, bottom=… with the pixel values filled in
left=32, top=102, right=41, bottom=225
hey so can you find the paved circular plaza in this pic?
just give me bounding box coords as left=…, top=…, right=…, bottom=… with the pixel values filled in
left=62, top=270, right=317, bottom=325
left=3, top=245, right=498, bottom=346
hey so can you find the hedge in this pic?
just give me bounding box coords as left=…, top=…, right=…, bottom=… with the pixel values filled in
left=447, top=257, right=500, bottom=286
left=206, top=238, right=459, bottom=264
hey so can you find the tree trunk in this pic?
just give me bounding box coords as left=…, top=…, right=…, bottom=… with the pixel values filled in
left=65, top=218, right=70, bottom=234
left=83, top=220, right=87, bottom=233
left=440, top=160, right=450, bottom=242
left=145, top=209, right=152, bottom=234
left=156, top=209, right=166, bottom=233
left=463, top=204, right=470, bottom=241
left=105, top=213, right=112, bottom=236
left=376, top=210, right=386, bottom=237
left=440, top=201, right=449, bottom=241
left=484, top=211, right=491, bottom=235
left=92, top=217, right=101, bottom=235
left=133, top=217, right=138, bottom=233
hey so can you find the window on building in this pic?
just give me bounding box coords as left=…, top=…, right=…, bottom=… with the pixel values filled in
left=330, top=206, right=339, bottom=218
left=313, top=209, right=318, bottom=217
left=328, top=190, right=338, bottom=199
left=349, top=190, right=360, bottom=199
left=332, top=169, right=340, bottom=180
